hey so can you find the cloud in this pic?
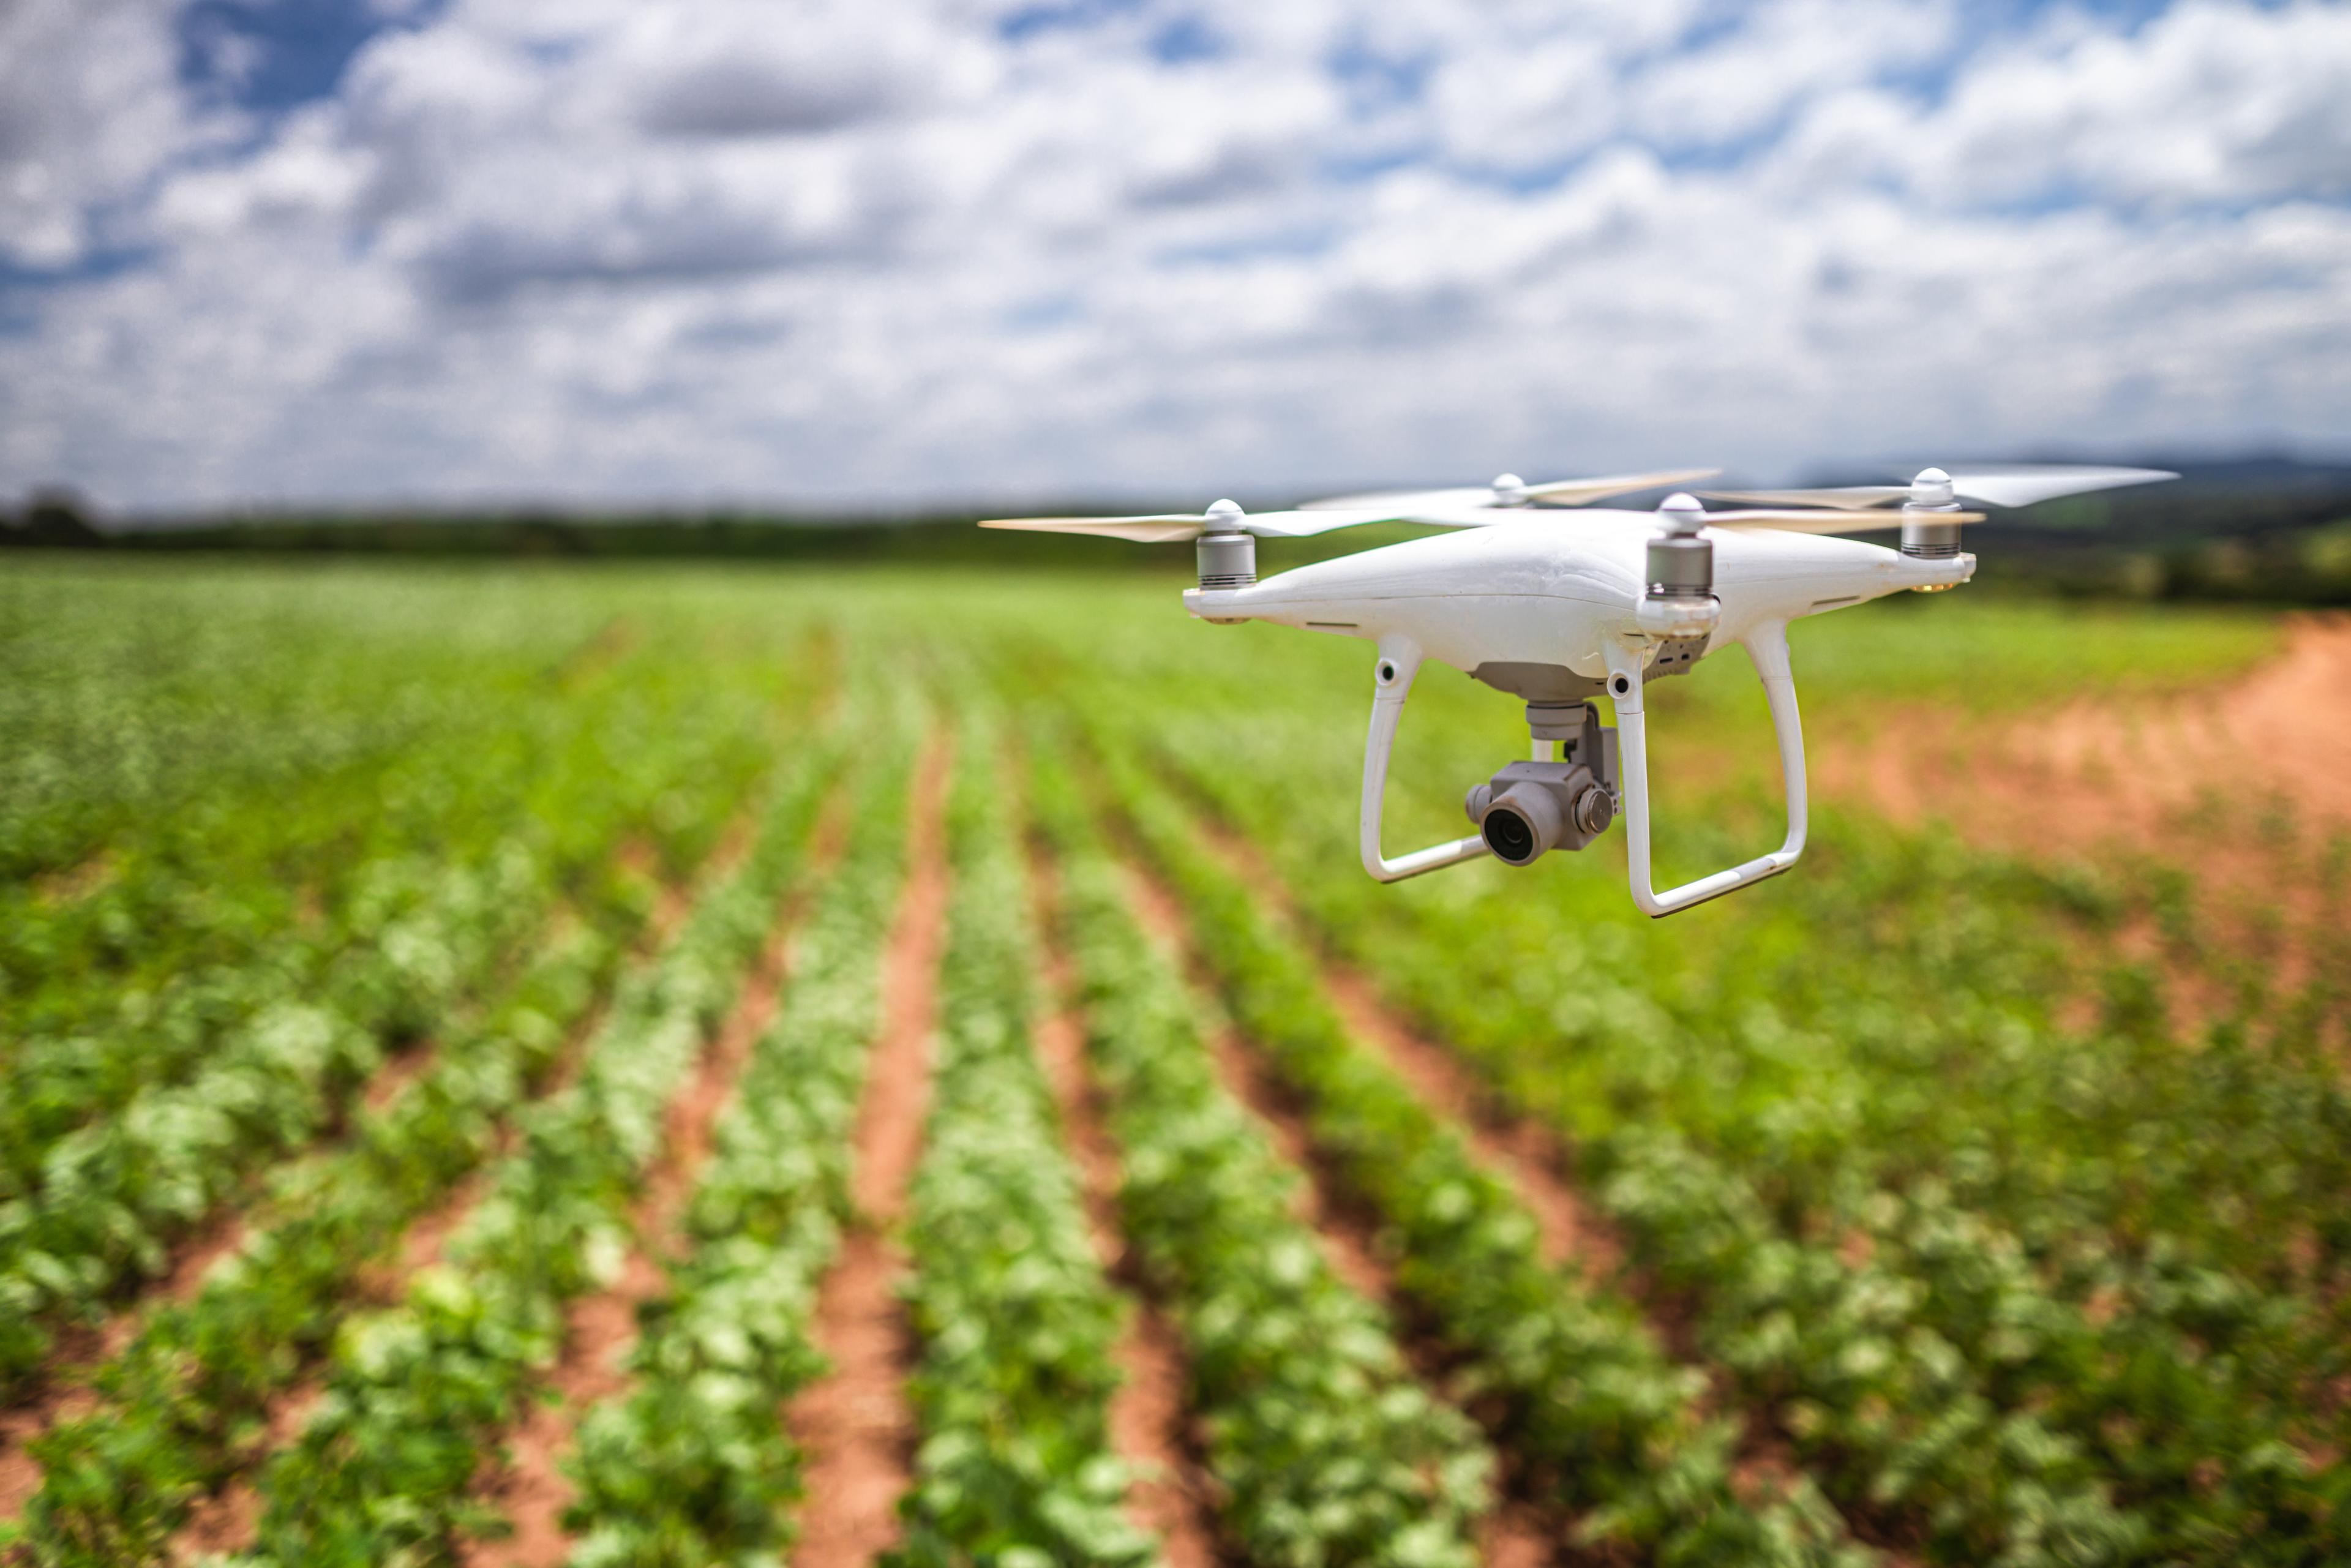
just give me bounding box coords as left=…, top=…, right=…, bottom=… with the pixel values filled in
left=0, top=0, right=2344, bottom=511
left=0, top=0, right=231, bottom=269
left=1911, top=1, right=2351, bottom=208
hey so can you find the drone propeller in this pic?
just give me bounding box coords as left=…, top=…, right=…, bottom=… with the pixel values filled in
left=978, top=498, right=1396, bottom=543
left=1302, top=467, right=1722, bottom=515
left=1699, top=506, right=1986, bottom=535
left=1700, top=463, right=2177, bottom=514
left=1637, top=492, right=1984, bottom=538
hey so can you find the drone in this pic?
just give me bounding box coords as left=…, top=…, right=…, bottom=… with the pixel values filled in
left=982, top=463, right=2175, bottom=916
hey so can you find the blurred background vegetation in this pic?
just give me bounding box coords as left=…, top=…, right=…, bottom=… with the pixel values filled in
left=8, top=458, right=2350, bottom=607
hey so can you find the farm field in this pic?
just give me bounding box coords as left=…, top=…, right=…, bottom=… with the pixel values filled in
left=1, top=555, right=2345, bottom=1568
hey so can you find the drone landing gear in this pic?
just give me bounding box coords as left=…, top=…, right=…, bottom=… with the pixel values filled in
left=1359, top=640, right=1490, bottom=881
left=1357, top=622, right=1810, bottom=916
left=1604, top=620, right=1808, bottom=916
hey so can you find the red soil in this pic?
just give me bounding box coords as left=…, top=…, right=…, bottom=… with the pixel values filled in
left=1113, top=856, right=1564, bottom=1567
left=167, top=1386, right=321, bottom=1564
left=787, top=739, right=953, bottom=1568
left=463, top=797, right=843, bottom=1568
left=0, top=831, right=740, bottom=1539
left=1026, top=855, right=1221, bottom=1568
left=1824, top=615, right=2351, bottom=850
left=1818, top=615, right=2351, bottom=1032
left=468, top=1250, right=670, bottom=1568
left=1318, top=963, right=1624, bottom=1281
left=361, top=1035, right=443, bottom=1116
left=0, top=1196, right=260, bottom=1522
left=1181, top=810, right=1628, bottom=1283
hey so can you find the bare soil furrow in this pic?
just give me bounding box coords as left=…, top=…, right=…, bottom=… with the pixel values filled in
left=464, top=800, right=850, bottom=1568
left=787, top=738, right=952, bottom=1568
left=1318, top=961, right=1624, bottom=1281
left=165, top=1387, right=320, bottom=1565
left=1182, top=811, right=1631, bottom=1282
left=360, top=1035, right=442, bottom=1116
left=0, top=1193, right=263, bottom=1519
left=146, top=847, right=733, bottom=1560
left=1112, top=858, right=1562, bottom=1568
left=468, top=1250, right=670, bottom=1568
left=1027, top=854, right=1222, bottom=1568
left=0, top=872, right=687, bottom=1518
left=1164, top=791, right=1878, bottom=1556
left=1176, top=799, right=1871, bottom=1523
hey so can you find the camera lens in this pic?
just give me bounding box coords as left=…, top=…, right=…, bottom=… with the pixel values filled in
left=1482, top=805, right=1537, bottom=864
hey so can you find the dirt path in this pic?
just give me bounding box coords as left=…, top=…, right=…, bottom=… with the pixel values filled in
left=1824, top=615, right=2351, bottom=853
left=786, top=740, right=953, bottom=1568
left=1025, top=855, right=1222, bottom=1568
left=1813, top=615, right=2351, bottom=1027
left=1112, top=858, right=1559, bottom=1568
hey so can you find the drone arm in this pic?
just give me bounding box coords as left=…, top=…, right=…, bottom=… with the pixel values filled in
left=1360, top=637, right=1491, bottom=882
left=1606, top=620, right=1807, bottom=917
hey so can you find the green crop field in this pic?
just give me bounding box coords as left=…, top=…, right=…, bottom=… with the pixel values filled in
left=0, top=556, right=2342, bottom=1568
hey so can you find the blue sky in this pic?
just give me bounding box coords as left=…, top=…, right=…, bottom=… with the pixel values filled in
left=1, top=0, right=2345, bottom=512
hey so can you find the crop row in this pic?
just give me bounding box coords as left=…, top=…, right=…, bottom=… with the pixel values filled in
left=1087, top=738, right=1872, bottom=1567
left=0, top=647, right=793, bottom=1399
left=16, top=899, right=645, bottom=1562
left=0, top=848, right=542, bottom=1392
left=888, top=732, right=1156, bottom=1567
left=1106, top=699, right=2346, bottom=1562
left=3, top=729, right=541, bottom=1180
left=1, top=608, right=797, bottom=1171
left=0, top=562, right=573, bottom=883
left=1027, top=741, right=1494, bottom=1568
left=1328, top=832, right=2341, bottom=1556
left=217, top=739, right=841, bottom=1566
left=1123, top=717, right=2168, bottom=1564
left=558, top=718, right=915, bottom=1564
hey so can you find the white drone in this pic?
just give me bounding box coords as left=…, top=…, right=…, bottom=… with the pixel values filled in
left=983, top=463, right=2174, bottom=916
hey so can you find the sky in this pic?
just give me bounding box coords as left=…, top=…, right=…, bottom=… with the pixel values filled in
left=1, top=0, right=2345, bottom=516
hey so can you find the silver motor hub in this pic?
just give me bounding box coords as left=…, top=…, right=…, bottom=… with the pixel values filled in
left=1195, top=498, right=1254, bottom=588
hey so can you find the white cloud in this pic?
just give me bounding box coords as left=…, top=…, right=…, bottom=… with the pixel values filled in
left=0, top=0, right=2344, bottom=512
left=0, top=0, right=233, bottom=268
left=1845, top=0, right=2351, bottom=208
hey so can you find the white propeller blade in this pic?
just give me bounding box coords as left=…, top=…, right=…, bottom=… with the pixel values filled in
left=1697, top=486, right=1910, bottom=511
left=1239, top=508, right=1403, bottom=538
left=1702, top=463, right=2176, bottom=512
left=978, top=513, right=1216, bottom=543
left=1301, top=467, right=1721, bottom=514
left=1297, top=484, right=1498, bottom=514
left=1523, top=467, right=1724, bottom=506
left=1927, top=465, right=2178, bottom=509
left=1700, top=508, right=1984, bottom=535
left=977, top=505, right=1398, bottom=543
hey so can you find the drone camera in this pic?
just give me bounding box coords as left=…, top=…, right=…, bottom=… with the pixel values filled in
left=1464, top=700, right=1619, bottom=866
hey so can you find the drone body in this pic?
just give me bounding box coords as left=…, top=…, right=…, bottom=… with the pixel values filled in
left=984, top=463, right=2172, bottom=916
left=1182, top=509, right=1970, bottom=681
